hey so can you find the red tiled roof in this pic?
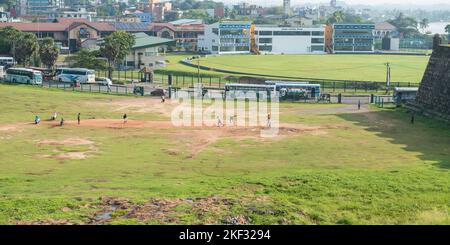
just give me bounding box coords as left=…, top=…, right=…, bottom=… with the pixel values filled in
left=0, top=19, right=116, bottom=32
left=88, top=22, right=116, bottom=32
left=55, top=18, right=83, bottom=25
left=0, top=22, right=67, bottom=32
left=375, top=22, right=397, bottom=31
left=0, top=19, right=203, bottom=33
left=149, top=23, right=176, bottom=32
left=57, top=18, right=116, bottom=31
left=149, top=23, right=205, bottom=32
left=174, top=24, right=204, bottom=31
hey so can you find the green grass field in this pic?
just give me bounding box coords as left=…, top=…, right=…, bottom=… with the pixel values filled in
left=91, top=54, right=429, bottom=86
left=0, top=84, right=449, bottom=225
left=168, top=54, right=429, bottom=83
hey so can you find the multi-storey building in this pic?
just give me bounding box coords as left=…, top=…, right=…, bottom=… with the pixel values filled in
left=198, top=21, right=252, bottom=54
left=19, top=0, right=64, bottom=16
left=255, top=25, right=325, bottom=54
left=198, top=22, right=326, bottom=55
left=283, top=0, right=291, bottom=18
left=48, top=8, right=97, bottom=21
left=332, top=23, right=375, bottom=53
left=149, top=21, right=204, bottom=52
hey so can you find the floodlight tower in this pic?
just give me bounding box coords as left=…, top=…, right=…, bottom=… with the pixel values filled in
left=283, top=0, right=290, bottom=19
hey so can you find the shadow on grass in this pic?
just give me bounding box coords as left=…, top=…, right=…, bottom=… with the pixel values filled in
left=338, top=108, right=450, bottom=170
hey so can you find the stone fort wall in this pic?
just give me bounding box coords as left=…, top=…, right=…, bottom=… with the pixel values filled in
left=413, top=45, right=450, bottom=122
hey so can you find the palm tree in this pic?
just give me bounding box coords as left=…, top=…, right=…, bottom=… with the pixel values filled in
left=446, top=25, right=450, bottom=43
left=326, top=11, right=346, bottom=24
left=419, top=18, right=429, bottom=32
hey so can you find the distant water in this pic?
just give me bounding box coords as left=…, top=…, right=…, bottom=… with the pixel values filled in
left=422, top=21, right=450, bottom=34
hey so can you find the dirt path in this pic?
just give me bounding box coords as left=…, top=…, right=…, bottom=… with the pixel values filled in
left=282, top=104, right=372, bottom=115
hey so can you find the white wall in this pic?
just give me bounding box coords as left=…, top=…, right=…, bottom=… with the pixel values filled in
left=197, top=22, right=219, bottom=54
left=256, top=26, right=325, bottom=54
left=270, top=36, right=313, bottom=54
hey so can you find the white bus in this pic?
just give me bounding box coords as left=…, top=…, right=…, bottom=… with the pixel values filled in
left=5, top=68, right=43, bottom=85
left=55, top=68, right=95, bottom=83
left=0, top=66, right=4, bottom=80
left=0, top=57, right=15, bottom=68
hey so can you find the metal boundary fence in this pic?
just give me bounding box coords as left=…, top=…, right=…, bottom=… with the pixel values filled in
left=161, top=73, right=420, bottom=94
left=95, top=69, right=420, bottom=95
left=1, top=79, right=400, bottom=105
left=372, top=95, right=395, bottom=108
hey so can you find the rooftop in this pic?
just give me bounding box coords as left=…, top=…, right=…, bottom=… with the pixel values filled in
left=375, top=22, right=397, bottom=31
left=132, top=32, right=176, bottom=49
left=170, top=19, right=203, bottom=26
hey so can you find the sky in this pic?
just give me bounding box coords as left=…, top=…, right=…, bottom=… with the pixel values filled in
left=221, top=0, right=450, bottom=6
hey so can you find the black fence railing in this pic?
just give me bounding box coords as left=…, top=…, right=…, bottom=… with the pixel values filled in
left=160, top=73, right=420, bottom=94
left=0, top=79, right=402, bottom=105
left=1, top=71, right=421, bottom=96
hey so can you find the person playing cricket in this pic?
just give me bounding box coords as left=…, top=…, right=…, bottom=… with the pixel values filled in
left=35, top=115, right=41, bottom=125
left=77, top=113, right=81, bottom=125
left=267, top=113, right=271, bottom=128
left=123, top=114, right=128, bottom=124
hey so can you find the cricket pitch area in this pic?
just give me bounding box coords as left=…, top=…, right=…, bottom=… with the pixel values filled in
left=0, top=84, right=449, bottom=225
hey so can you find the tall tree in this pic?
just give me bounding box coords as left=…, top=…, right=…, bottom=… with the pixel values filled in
left=419, top=18, right=429, bottom=32
left=0, top=0, right=14, bottom=9
left=0, top=26, right=21, bottom=57
left=66, top=49, right=107, bottom=70
left=388, top=13, right=419, bottom=37
left=39, top=38, right=59, bottom=69
left=99, top=31, right=135, bottom=79
left=446, top=25, right=450, bottom=43
left=327, top=11, right=346, bottom=24
left=14, top=33, right=39, bottom=65
left=326, top=11, right=365, bottom=25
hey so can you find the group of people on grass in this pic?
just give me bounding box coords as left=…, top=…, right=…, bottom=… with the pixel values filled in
left=215, top=113, right=272, bottom=128
left=34, top=112, right=130, bottom=126
left=34, top=112, right=87, bottom=126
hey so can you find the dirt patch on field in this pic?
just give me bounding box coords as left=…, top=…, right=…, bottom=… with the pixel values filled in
left=16, top=219, right=73, bottom=225
left=54, top=119, right=339, bottom=158
left=36, top=137, right=98, bottom=160
left=2, top=118, right=342, bottom=159
left=282, top=104, right=371, bottom=115
left=91, top=97, right=174, bottom=117
left=37, top=138, right=94, bottom=146
left=89, top=196, right=247, bottom=225
left=0, top=125, right=20, bottom=132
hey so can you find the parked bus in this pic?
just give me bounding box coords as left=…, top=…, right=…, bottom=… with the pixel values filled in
left=393, top=87, right=419, bottom=105
left=0, top=66, right=4, bottom=80
left=0, top=57, right=15, bottom=68
left=5, top=68, right=43, bottom=85
left=55, top=68, right=95, bottom=83
left=264, top=83, right=321, bottom=100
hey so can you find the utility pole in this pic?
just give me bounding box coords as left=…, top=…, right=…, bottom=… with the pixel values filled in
left=197, top=56, right=200, bottom=84
left=385, top=62, right=391, bottom=94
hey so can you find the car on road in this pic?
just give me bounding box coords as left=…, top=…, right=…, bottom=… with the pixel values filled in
left=96, top=77, right=113, bottom=86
